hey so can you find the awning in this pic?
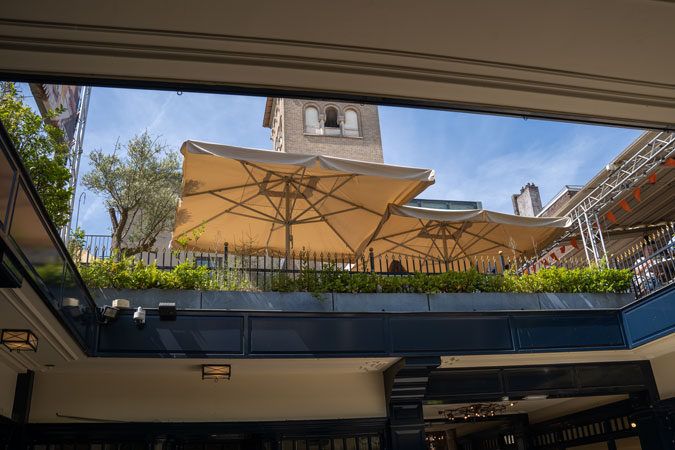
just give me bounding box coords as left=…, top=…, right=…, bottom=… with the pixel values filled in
left=172, top=141, right=435, bottom=256
left=364, top=204, right=571, bottom=261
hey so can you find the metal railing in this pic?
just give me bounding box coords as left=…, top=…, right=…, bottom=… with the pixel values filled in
left=76, top=241, right=601, bottom=292
left=612, top=221, right=675, bottom=300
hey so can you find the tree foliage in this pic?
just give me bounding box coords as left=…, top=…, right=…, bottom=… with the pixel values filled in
left=82, top=132, right=181, bottom=254
left=0, top=82, right=72, bottom=228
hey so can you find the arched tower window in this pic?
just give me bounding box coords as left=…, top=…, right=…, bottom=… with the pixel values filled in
left=304, top=106, right=320, bottom=134
left=325, top=107, right=338, bottom=128
left=344, top=109, right=360, bottom=137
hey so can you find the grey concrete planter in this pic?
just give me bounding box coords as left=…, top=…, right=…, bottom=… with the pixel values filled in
left=201, top=291, right=332, bottom=312
left=429, top=292, right=540, bottom=312
left=333, top=293, right=428, bottom=312
left=538, top=292, right=634, bottom=310
left=91, top=288, right=635, bottom=313
left=91, top=288, right=201, bottom=309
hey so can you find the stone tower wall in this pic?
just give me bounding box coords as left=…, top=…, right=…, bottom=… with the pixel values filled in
left=267, top=98, right=384, bottom=163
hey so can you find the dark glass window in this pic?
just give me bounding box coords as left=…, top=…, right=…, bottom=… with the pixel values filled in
left=325, top=107, right=338, bottom=128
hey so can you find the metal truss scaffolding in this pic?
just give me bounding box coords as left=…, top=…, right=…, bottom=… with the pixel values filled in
left=546, top=131, right=675, bottom=265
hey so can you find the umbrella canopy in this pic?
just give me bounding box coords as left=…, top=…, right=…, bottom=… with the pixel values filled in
left=172, top=141, right=435, bottom=256
left=364, top=204, right=571, bottom=261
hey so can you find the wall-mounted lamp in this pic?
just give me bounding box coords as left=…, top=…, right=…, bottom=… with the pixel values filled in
left=100, top=305, right=119, bottom=323
left=202, top=365, right=231, bottom=381
left=1, top=329, right=38, bottom=352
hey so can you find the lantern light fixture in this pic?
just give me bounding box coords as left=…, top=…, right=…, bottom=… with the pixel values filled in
left=202, top=364, right=231, bottom=381
left=1, top=329, right=38, bottom=352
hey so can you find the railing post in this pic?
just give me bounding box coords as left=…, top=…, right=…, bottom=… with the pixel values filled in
left=369, top=248, right=375, bottom=272
left=223, top=242, right=228, bottom=269
left=498, top=251, right=505, bottom=274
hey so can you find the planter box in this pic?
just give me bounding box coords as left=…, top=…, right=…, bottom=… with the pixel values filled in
left=333, top=293, right=428, bottom=312
left=91, top=288, right=201, bottom=309
left=538, top=292, right=634, bottom=310
left=201, top=291, right=332, bottom=312
left=430, top=293, right=540, bottom=312
left=90, top=288, right=635, bottom=313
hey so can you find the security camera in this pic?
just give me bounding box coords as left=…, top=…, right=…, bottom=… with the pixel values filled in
left=133, top=307, right=146, bottom=327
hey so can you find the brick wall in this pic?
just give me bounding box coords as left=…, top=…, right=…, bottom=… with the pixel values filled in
left=275, top=98, right=384, bottom=163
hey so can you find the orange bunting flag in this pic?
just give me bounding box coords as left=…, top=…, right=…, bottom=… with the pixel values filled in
left=605, top=211, right=617, bottom=224
left=550, top=253, right=559, bottom=262
left=570, top=239, right=579, bottom=250
left=618, top=199, right=632, bottom=213
left=543, top=260, right=550, bottom=266
left=664, top=158, right=675, bottom=167
left=560, top=246, right=566, bottom=254
left=523, top=268, right=529, bottom=275
left=648, top=173, right=657, bottom=184
left=633, top=187, right=641, bottom=202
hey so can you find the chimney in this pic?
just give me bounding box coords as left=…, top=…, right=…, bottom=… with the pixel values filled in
left=512, top=183, right=543, bottom=217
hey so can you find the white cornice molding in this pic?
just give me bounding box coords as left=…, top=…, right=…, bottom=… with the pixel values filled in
left=0, top=19, right=674, bottom=128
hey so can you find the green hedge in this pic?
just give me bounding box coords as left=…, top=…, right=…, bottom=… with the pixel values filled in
left=272, top=265, right=632, bottom=295
left=78, top=254, right=632, bottom=295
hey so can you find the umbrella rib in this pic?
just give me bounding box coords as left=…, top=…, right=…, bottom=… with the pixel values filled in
left=294, top=187, right=356, bottom=254
left=290, top=175, right=355, bottom=222
left=210, top=192, right=281, bottom=223
left=374, top=226, right=426, bottom=242
left=239, top=161, right=286, bottom=220
left=291, top=176, right=380, bottom=217
left=182, top=181, right=269, bottom=197
left=447, top=222, right=466, bottom=260
left=289, top=166, right=307, bottom=214
left=375, top=230, right=430, bottom=257
left=294, top=206, right=360, bottom=224
left=178, top=185, right=280, bottom=236
left=461, top=223, right=522, bottom=255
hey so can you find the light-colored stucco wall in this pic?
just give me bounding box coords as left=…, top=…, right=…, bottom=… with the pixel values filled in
left=0, top=362, right=17, bottom=419
left=650, top=350, right=675, bottom=400
left=30, top=369, right=386, bottom=423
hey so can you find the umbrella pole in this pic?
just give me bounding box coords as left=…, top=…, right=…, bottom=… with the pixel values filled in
left=284, top=178, right=291, bottom=264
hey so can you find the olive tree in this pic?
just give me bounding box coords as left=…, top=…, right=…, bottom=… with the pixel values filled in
left=82, top=132, right=181, bottom=254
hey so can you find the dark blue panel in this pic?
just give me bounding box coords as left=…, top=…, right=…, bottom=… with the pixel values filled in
left=514, top=314, right=624, bottom=350
left=623, top=286, right=675, bottom=346
left=427, top=369, right=503, bottom=397
left=249, top=317, right=385, bottom=354
left=503, top=367, right=575, bottom=392
left=99, top=314, right=243, bottom=354
left=390, top=317, right=512, bottom=353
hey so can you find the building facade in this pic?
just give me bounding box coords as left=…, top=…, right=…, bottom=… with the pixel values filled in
left=263, top=98, right=384, bottom=163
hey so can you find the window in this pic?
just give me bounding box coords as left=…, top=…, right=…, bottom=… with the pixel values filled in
left=344, top=109, right=359, bottom=137
left=325, top=107, right=338, bottom=128
left=304, top=106, right=320, bottom=134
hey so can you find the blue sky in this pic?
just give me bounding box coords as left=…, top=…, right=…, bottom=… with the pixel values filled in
left=20, top=84, right=643, bottom=235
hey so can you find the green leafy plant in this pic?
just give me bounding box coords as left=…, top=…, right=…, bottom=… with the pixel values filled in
left=0, top=82, right=72, bottom=228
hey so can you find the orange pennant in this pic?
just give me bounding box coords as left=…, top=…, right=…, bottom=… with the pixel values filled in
left=633, top=187, right=641, bottom=202
left=664, top=158, right=675, bottom=167
left=605, top=211, right=617, bottom=224
left=543, top=260, right=550, bottom=266
left=560, top=246, right=566, bottom=254
left=619, top=199, right=632, bottom=213
left=523, top=268, right=529, bottom=275
left=648, top=173, right=657, bottom=183
left=570, top=239, right=579, bottom=250
left=550, top=253, right=559, bottom=262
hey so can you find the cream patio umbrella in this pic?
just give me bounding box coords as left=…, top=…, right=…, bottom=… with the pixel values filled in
left=362, top=204, right=571, bottom=266
left=171, top=141, right=435, bottom=257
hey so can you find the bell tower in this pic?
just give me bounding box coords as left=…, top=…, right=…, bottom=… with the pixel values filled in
left=263, top=98, right=384, bottom=163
